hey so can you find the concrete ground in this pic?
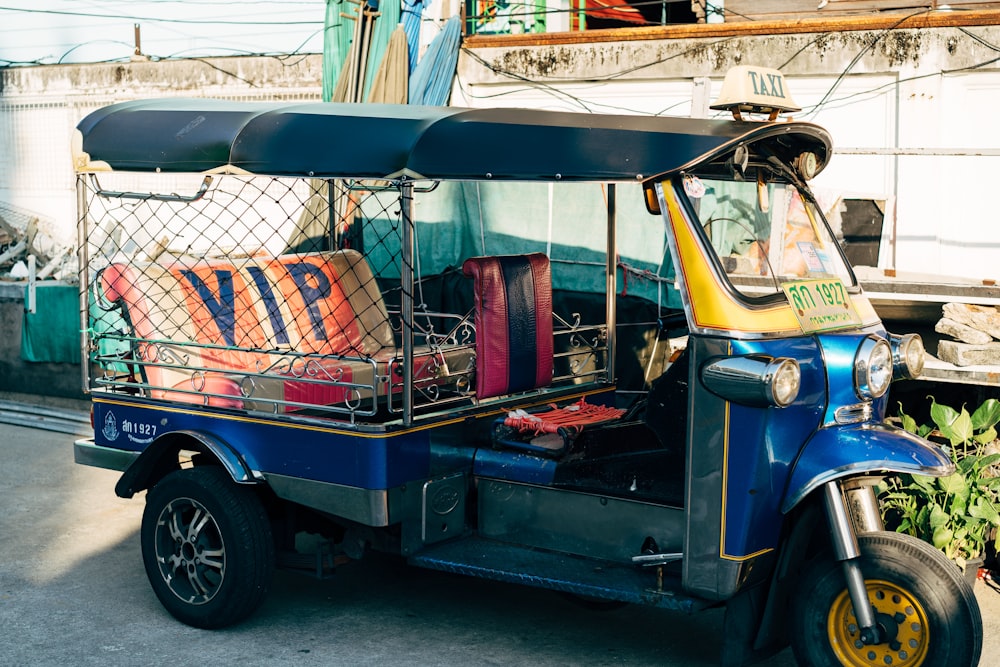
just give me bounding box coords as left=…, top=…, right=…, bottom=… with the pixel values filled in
left=1, top=399, right=999, bottom=666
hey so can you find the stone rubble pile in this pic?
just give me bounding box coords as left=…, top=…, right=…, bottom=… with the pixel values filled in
left=0, top=203, right=75, bottom=282
left=936, top=303, right=1000, bottom=366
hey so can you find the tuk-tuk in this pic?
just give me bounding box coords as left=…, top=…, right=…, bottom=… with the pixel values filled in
left=72, top=67, right=982, bottom=666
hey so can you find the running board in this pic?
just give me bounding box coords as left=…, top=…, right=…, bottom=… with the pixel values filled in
left=408, top=537, right=709, bottom=613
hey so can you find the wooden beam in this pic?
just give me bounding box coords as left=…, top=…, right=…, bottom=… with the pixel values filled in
left=464, top=8, right=1000, bottom=49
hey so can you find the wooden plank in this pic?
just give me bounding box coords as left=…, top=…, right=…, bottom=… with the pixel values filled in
left=922, top=354, right=1000, bottom=387
left=464, top=8, right=1000, bottom=48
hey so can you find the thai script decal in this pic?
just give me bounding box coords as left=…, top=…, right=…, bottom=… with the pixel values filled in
left=123, top=418, right=158, bottom=445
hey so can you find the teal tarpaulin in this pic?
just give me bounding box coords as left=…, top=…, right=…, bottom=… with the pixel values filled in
left=20, top=283, right=81, bottom=364
left=323, top=0, right=401, bottom=103
left=363, top=180, right=682, bottom=309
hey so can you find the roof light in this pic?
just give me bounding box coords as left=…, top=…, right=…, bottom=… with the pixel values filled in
left=710, top=66, right=802, bottom=121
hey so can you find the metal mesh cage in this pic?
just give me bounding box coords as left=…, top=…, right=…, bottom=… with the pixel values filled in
left=79, top=172, right=609, bottom=424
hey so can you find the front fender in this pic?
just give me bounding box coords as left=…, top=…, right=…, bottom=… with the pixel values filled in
left=781, top=423, right=953, bottom=513
left=115, top=429, right=259, bottom=498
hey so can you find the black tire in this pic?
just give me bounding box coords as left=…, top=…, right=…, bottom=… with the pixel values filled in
left=790, top=531, right=982, bottom=666
left=141, top=466, right=274, bottom=629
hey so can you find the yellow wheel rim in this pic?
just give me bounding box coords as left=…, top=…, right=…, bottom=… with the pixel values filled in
left=827, top=579, right=930, bottom=666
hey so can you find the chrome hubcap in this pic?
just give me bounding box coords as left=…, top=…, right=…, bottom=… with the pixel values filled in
left=154, top=497, right=226, bottom=605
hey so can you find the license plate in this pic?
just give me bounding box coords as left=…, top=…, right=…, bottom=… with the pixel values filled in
left=782, top=278, right=861, bottom=333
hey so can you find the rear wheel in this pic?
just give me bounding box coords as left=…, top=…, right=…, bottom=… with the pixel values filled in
left=141, top=466, right=274, bottom=628
left=790, top=532, right=982, bottom=666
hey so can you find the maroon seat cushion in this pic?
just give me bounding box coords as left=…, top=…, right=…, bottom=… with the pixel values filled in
left=462, top=253, right=553, bottom=399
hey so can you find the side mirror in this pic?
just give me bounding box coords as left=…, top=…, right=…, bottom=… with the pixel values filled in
left=731, top=144, right=748, bottom=180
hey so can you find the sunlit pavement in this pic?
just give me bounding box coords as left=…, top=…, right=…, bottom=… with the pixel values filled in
left=2, top=419, right=998, bottom=666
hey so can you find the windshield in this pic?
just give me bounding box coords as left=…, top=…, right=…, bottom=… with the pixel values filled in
left=683, top=175, right=855, bottom=300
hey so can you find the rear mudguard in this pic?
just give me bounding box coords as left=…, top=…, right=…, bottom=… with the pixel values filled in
left=780, top=422, right=953, bottom=514
left=115, top=429, right=259, bottom=498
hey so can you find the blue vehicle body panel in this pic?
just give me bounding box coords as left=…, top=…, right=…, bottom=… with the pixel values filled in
left=687, top=328, right=944, bottom=600
left=715, top=335, right=825, bottom=559
left=473, top=448, right=558, bottom=485
left=714, top=329, right=934, bottom=558
left=780, top=422, right=953, bottom=513
left=815, top=330, right=890, bottom=426
left=93, top=397, right=433, bottom=490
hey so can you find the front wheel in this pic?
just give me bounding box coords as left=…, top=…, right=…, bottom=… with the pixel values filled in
left=141, top=466, right=275, bottom=629
left=790, top=531, right=982, bottom=667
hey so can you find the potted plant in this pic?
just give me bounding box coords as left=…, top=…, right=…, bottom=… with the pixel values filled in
left=879, top=398, right=1000, bottom=577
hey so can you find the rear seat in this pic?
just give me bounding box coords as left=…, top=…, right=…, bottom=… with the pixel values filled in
left=100, top=250, right=471, bottom=412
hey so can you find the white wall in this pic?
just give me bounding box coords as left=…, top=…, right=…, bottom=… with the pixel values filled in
left=0, top=57, right=323, bottom=251
left=5, top=22, right=1000, bottom=283
left=455, top=23, right=1000, bottom=282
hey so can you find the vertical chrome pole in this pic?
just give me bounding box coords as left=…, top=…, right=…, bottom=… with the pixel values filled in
left=400, top=181, right=415, bottom=426
left=823, top=481, right=879, bottom=640
left=77, top=175, right=91, bottom=394
left=605, top=183, right=617, bottom=384
left=327, top=179, right=337, bottom=249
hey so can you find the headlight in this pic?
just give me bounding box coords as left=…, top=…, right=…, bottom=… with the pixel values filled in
left=701, top=356, right=800, bottom=408
left=854, top=337, right=892, bottom=400
left=890, top=333, right=925, bottom=379
left=769, top=358, right=801, bottom=407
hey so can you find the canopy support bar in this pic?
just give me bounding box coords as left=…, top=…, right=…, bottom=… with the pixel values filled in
left=606, top=183, right=617, bottom=384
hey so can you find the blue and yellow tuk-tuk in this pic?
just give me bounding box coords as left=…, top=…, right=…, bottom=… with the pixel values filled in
left=72, top=67, right=981, bottom=665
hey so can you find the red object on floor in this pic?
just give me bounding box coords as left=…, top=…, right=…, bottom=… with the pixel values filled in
left=503, top=398, right=625, bottom=436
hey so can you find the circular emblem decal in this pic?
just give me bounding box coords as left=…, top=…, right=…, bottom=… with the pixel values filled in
left=430, top=485, right=460, bottom=515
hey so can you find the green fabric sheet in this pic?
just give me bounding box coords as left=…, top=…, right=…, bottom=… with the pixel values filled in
left=20, top=283, right=82, bottom=364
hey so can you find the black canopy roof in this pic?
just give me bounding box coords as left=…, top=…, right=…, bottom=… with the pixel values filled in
left=73, top=99, right=832, bottom=182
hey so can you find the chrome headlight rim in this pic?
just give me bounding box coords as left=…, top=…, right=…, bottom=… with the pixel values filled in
left=766, top=357, right=801, bottom=408
left=701, top=355, right=801, bottom=408
left=890, top=333, right=925, bottom=379
left=854, top=336, right=893, bottom=400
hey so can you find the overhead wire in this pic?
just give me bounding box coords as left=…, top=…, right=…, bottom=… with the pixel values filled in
left=456, top=32, right=743, bottom=114
left=0, top=4, right=322, bottom=25
left=797, top=9, right=934, bottom=120
left=457, top=10, right=1000, bottom=123
left=6, top=1, right=1000, bottom=116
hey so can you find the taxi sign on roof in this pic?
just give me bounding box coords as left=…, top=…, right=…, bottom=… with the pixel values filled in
left=710, top=66, right=801, bottom=119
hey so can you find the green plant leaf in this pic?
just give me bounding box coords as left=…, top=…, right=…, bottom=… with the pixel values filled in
left=958, top=456, right=980, bottom=475
left=950, top=409, right=974, bottom=446
left=930, top=399, right=976, bottom=446
left=938, top=472, right=969, bottom=497
left=972, top=398, right=1000, bottom=431
left=977, top=453, right=1000, bottom=468
left=970, top=498, right=1000, bottom=526
left=898, top=402, right=918, bottom=434
left=932, top=525, right=954, bottom=551
left=930, top=398, right=960, bottom=432
left=928, top=502, right=949, bottom=530
left=910, top=474, right=938, bottom=495
left=975, top=426, right=998, bottom=444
